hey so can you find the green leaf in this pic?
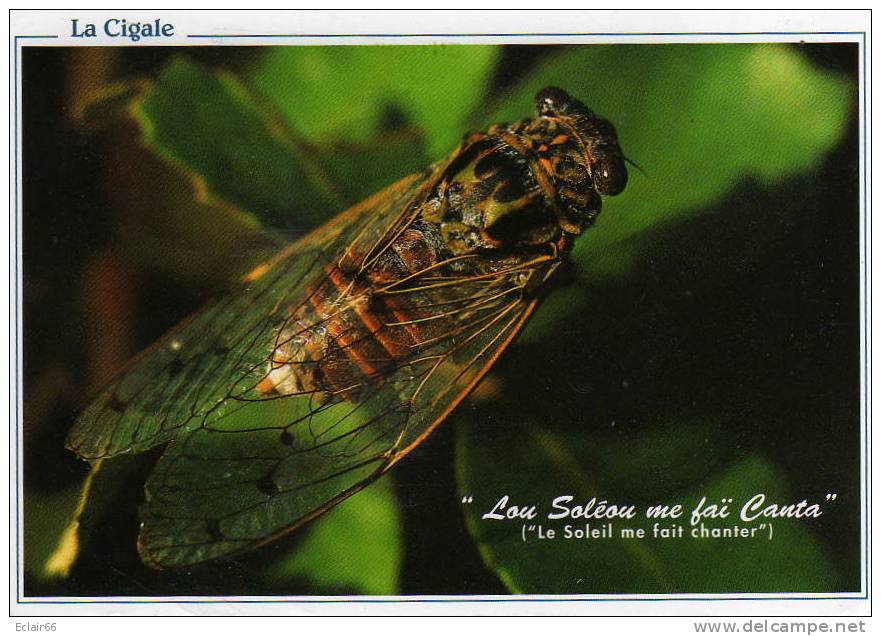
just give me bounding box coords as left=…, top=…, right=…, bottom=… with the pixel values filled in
left=139, top=56, right=346, bottom=230
left=135, top=52, right=472, bottom=239
left=265, top=478, right=402, bottom=595
left=250, top=45, right=498, bottom=157
left=77, top=79, right=282, bottom=288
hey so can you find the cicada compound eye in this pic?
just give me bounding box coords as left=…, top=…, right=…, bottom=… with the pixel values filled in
left=592, top=151, right=628, bottom=196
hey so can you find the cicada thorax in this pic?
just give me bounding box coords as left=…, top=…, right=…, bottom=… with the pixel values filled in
left=419, top=133, right=561, bottom=254
left=420, top=117, right=610, bottom=257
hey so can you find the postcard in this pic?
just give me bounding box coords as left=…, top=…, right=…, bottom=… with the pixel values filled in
left=9, top=9, right=871, bottom=620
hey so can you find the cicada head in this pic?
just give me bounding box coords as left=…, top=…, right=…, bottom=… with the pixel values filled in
left=529, top=86, right=628, bottom=235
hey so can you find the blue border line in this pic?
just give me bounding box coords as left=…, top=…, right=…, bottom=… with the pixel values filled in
left=18, top=595, right=870, bottom=605
left=185, top=31, right=863, bottom=38
left=11, top=31, right=870, bottom=608
left=13, top=33, right=19, bottom=612
left=862, top=29, right=871, bottom=613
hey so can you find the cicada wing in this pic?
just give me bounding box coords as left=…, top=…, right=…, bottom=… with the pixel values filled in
left=66, top=248, right=324, bottom=460
left=137, top=271, right=542, bottom=568
left=70, top=159, right=548, bottom=569
left=66, top=174, right=424, bottom=461
left=138, top=392, right=408, bottom=567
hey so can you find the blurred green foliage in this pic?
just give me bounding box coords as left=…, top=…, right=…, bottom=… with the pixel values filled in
left=142, top=58, right=345, bottom=230
left=252, top=45, right=498, bottom=158
left=264, top=479, right=402, bottom=595
left=27, top=43, right=857, bottom=596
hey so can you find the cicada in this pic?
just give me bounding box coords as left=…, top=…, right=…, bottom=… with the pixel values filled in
left=66, top=87, right=628, bottom=568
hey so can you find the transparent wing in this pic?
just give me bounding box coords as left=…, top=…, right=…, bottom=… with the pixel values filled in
left=69, top=167, right=551, bottom=569
left=138, top=385, right=410, bottom=566
left=137, top=289, right=539, bottom=568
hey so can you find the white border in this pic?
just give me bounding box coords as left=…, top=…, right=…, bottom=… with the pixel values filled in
left=6, top=9, right=872, bottom=618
